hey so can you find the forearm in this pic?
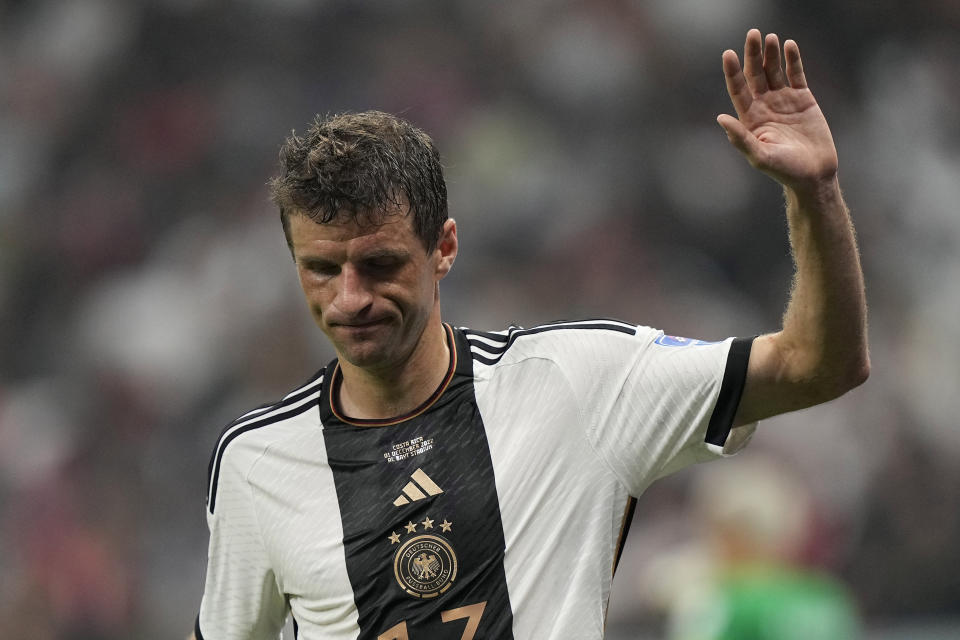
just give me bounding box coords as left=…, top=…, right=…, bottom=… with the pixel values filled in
left=735, top=176, right=868, bottom=426
left=774, top=176, right=869, bottom=399
left=720, top=31, right=870, bottom=426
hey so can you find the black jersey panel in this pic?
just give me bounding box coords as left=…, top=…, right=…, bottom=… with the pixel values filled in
left=320, top=328, right=514, bottom=640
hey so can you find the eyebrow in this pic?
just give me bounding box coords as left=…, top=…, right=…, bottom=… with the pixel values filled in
left=359, top=248, right=411, bottom=262
left=296, top=247, right=412, bottom=265
left=297, top=255, right=337, bottom=267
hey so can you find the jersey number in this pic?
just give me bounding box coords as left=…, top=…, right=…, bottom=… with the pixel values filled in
left=377, top=601, right=487, bottom=640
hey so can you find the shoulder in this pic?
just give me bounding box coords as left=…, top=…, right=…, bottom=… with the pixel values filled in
left=205, top=368, right=326, bottom=514
left=459, top=318, right=651, bottom=367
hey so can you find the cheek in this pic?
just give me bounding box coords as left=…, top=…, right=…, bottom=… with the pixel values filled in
left=391, top=275, right=434, bottom=310
left=298, top=276, right=330, bottom=312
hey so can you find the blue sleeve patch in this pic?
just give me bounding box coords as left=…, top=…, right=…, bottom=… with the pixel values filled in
left=654, top=334, right=721, bottom=347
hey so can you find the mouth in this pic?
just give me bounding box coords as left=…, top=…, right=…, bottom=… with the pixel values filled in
left=332, top=318, right=391, bottom=331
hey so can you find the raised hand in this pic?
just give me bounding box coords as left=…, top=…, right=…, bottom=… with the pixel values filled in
left=717, top=29, right=838, bottom=198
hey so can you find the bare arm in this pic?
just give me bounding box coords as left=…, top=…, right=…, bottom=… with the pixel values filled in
left=716, top=30, right=869, bottom=426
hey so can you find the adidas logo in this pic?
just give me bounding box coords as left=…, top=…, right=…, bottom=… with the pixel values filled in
left=393, top=468, right=443, bottom=506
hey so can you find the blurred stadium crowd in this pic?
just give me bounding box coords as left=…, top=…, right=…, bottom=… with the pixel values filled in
left=1, top=0, right=959, bottom=638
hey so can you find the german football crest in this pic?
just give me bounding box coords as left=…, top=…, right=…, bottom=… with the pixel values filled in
left=388, top=516, right=457, bottom=598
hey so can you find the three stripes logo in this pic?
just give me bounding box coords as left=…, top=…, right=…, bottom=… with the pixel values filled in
left=394, top=468, right=443, bottom=507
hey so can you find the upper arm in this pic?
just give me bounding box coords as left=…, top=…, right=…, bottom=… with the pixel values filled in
left=560, top=327, right=755, bottom=492
left=198, top=446, right=288, bottom=639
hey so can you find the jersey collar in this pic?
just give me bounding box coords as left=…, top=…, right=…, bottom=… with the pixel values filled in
left=320, top=323, right=461, bottom=428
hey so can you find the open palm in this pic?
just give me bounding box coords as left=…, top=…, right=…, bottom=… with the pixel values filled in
left=718, top=29, right=838, bottom=195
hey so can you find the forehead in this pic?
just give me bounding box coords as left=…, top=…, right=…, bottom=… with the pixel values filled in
left=288, top=212, right=421, bottom=258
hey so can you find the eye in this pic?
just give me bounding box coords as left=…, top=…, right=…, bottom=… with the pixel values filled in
left=367, top=258, right=397, bottom=270
left=362, top=255, right=404, bottom=274
left=302, top=260, right=339, bottom=277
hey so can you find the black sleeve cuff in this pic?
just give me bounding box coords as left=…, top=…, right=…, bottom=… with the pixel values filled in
left=704, top=336, right=754, bottom=446
left=195, top=614, right=205, bottom=640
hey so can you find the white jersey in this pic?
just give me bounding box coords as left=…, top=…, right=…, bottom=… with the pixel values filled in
left=197, top=320, right=756, bottom=640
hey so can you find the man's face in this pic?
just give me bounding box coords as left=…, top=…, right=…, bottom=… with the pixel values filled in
left=288, top=204, right=456, bottom=373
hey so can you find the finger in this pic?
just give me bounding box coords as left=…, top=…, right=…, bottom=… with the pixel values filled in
left=763, top=33, right=786, bottom=90
left=783, top=39, right=808, bottom=89
left=717, top=114, right=764, bottom=164
left=722, top=49, right=753, bottom=116
left=742, top=28, right=768, bottom=94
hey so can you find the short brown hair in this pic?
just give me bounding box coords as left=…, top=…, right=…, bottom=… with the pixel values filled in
left=269, top=111, right=448, bottom=252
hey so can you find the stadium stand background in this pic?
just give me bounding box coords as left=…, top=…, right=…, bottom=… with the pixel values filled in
left=0, top=1, right=958, bottom=637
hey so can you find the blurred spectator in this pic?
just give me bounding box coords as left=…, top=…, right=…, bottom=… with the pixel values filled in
left=647, top=457, right=861, bottom=639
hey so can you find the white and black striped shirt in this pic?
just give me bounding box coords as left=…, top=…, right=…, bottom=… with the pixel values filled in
left=197, top=320, right=755, bottom=640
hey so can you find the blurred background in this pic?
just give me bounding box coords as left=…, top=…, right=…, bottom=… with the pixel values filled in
left=1, top=0, right=959, bottom=638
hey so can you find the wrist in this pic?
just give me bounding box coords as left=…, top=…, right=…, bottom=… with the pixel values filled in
left=785, top=174, right=842, bottom=212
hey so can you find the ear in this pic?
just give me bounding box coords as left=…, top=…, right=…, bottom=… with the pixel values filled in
left=434, top=219, right=458, bottom=280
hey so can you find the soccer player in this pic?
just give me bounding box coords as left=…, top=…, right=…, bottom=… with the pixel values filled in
left=192, top=29, right=868, bottom=640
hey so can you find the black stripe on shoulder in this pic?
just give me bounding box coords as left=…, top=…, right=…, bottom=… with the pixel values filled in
left=520, top=321, right=636, bottom=337
left=470, top=351, right=502, bottom=366
left=206, top=370, right=325, bottom=488
left=223, top=367, right=324, bottom=430
left=705, top=337, right=754, bottom=446
left=461, top=328, right=510, bottom=342
left=465, top=337, right=508, bottom=356
left=536, top=317, right=636, bottom=329
left=206, top=369, right=324, bottom=514
left=465, top=320, right=637, bottom=366
left=207, top=396, right=320, bottom=514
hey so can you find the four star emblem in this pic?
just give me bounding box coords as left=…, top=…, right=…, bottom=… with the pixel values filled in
left=389, top=516, right=453, bottom=541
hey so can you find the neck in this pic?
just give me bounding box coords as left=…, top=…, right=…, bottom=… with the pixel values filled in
left=336, top=317, right=451, bottom=421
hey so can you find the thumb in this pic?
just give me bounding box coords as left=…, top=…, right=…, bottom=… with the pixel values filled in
left=717, top=114, right=762, bottom=161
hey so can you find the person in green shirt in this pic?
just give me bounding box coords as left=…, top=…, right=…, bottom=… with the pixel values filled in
left=666, top=457, right=861, bottom=640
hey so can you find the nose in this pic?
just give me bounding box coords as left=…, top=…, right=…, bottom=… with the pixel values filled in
left=332, top=265, right=374, bottom=317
